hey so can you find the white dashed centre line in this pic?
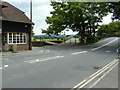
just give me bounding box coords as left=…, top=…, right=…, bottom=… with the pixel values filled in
left=106, top=51, right=111, bottom=53
left=72, top=51, right=87, bottom=55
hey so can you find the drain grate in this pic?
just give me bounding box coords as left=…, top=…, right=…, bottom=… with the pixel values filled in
left=94, top=66, right=100, bottom=69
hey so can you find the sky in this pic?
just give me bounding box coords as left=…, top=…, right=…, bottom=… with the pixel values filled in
left=4, top=0, right=112, bottom=35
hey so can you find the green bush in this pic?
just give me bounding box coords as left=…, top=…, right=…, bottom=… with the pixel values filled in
left=60, top=37, right=65, bottom=40
left=73, top=35, right=80, bottom=38
left=86, top=36, right=99, bottom=43
left=49, top=36, right=55, bottom=39
left=114, top=32, right=120, bottom=35
left=43, top=36, right=49, bottom=39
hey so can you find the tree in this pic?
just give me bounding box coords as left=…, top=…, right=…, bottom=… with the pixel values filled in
left=42, top=29, right=53, bottom=35
left=108, top=21, right=120, bottom=33
left=107, top=2, right=120, bottom=21
left=97, top=21, right=120, bottom=36
left=46, top=2, right=109, bottom=42
left=32, top=30, right=35, bottom=36
left=97, top=24, right=108, bottom=36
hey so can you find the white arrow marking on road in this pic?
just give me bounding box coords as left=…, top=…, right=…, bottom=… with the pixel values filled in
left=91, top=38, right=118, bottom=51
left=72, top=51, right=87, bottom=55
left=0, top=65, right=9, bottom=69
left=24, top=56, right=65, bottom=64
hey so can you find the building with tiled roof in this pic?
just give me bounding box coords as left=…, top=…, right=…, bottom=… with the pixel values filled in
left=1, top=0, right=34, bottom=51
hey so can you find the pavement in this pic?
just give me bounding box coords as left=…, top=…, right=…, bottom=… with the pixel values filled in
left=1, top=37, right=119, bottom=88
left=1, top=50, right=44, bottom=56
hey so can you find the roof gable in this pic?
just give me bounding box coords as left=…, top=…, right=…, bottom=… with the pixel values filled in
left=1, top=1, right=34, bottom=24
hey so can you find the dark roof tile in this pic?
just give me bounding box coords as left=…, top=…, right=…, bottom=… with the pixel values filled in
left=1, top=1, right=34, bottom=24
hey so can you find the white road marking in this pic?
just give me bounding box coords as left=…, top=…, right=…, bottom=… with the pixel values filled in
left=106, top=51, right=110, bottom=53
left=72, top=59, right=118, bottom=89
left=72, top=51, right=87, bottom=55
left=99, top=38, right=113, bottom=43
left=24, top=56, right=65, bottom=64
left=89, top=62, right=118, bottom=88
left=91, top=38, right=118, bottom=51
left=4, top=65, right=8, bottom=68
left=47, top=50, right=50, bottom=52
left=6, top=58, right=9, bottom=60
left=41, top=50, right=44, bottom=53
left=0, top=67, right=2, bottom=69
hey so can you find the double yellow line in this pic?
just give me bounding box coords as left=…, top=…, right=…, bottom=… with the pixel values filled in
left=71, top=59, right=119, bottom=90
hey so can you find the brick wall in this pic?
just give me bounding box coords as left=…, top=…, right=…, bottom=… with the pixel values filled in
left=17, top=44, right=29, bottom=50
left=17, top=33, right=30, bottom=50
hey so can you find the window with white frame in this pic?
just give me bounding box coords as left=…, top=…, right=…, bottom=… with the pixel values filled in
left=3, top=33, right=27, bottom=44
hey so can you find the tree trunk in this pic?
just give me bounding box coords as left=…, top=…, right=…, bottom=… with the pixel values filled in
left=80, top=25, right=85, bottom=43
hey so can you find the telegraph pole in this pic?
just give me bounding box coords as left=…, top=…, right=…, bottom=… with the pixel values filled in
left=29, top=0, right=32, bottom=50
left=30, top=0, right=32, bottom=21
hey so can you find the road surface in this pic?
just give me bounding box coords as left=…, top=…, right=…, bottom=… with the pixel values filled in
left=1, top=37, right=119, bottom=88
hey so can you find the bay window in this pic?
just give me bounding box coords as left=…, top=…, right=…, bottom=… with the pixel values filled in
left=3, top=33, right=27, bottom=44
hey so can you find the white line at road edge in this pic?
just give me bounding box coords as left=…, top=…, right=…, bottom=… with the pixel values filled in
left=89, top=62, right=118, bottom=88
left=24, top=56, right=65, bottom=64
left=99, top=37, right=113, bottom=43
left=72, top=51, right=87, bottom=55
left=91, top=38, right=118, bottom=51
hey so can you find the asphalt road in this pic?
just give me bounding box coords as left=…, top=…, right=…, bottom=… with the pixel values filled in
left=1, top=37, right=119, bottom=88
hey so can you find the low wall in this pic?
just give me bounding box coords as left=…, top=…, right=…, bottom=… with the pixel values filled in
left=32, top=41, right=45, bottom=47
